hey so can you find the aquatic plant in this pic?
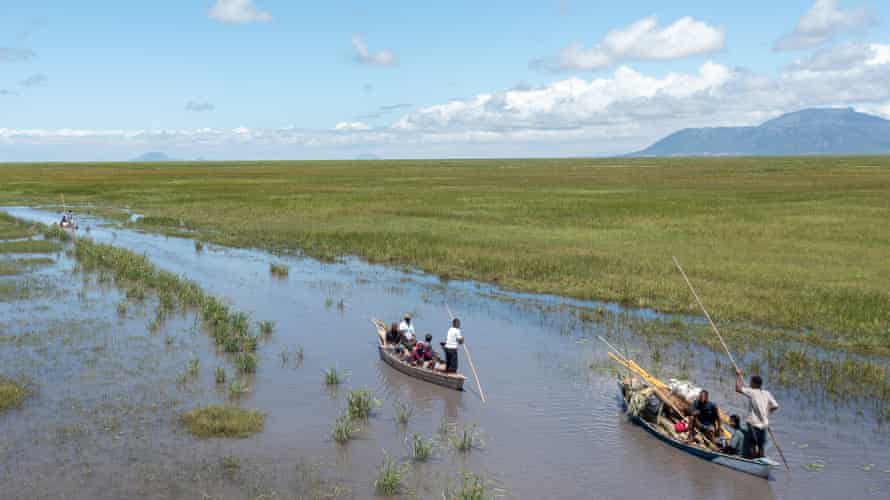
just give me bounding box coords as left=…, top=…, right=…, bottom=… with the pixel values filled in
left=259, top=320, right=274, bottom=336
left=393, top=400, right=414, bottom=426
left=215, top=366, right=227, bottom=384
left=444, top=473, right=492, bottom=500
left=187, top=357, right=200, bottom=377
left=229, top=379, right=249, bottom=397
left=235, top=352, right=257, bottom=374
left=194, top=240, right=204, bottom=253
left=116, top=300, right=128, bottom=316
left=0, top=377, right=28, bottom=412
left=346, top=389, right=380, bottom=420
left=450, top=424, right=479, bottom=452
left=373, top=454, right=404, bottom=496
left=408, top=433, right=433, bottom=462
left=324, top=366, right=342, bottom=386
left=179, top=405, right=265, bottom=438
left=269, top=263, right=289, bottom=278
left=331, top=414, right=358, bottom=444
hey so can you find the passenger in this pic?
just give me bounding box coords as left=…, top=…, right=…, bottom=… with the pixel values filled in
left=387, top=322, right=400, bottom=345
left=409, top=335, right=432, bottom=366
left=720, top=414, right=746, bottom=456
left=441, top=318, right=463, bottom=373
left=689, top=390, right=721, bottom=443
left=736, top=371, right=779, bottom=458
left=398, top=314, right=416, bottom=347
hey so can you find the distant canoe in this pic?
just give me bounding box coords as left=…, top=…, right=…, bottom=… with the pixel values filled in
left=59, top=221, right=77, bottom=230
left=619, top=379, right=776, bottom=479
left=373, top=319, right=465, bottom=391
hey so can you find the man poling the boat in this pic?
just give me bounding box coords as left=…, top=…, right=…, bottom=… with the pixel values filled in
left=441, top=317, right=463, bottom=373
left=736, top=370, right=779, bottom=459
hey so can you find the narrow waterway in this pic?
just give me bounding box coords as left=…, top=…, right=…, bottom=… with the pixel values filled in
left=1, top=207, right=888, bottom=499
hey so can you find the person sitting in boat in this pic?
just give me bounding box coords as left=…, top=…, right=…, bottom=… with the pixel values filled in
left=720, top=414, right=746, bottom=456
left=387, top=322, right=400, bottom=345
left=408, top=334, right=435, bottom=366
left=735, top=371, right=779, bottom=459
left=398, top=314, right=416, bottom=348
left=689, top=390, right=721, bottom=444
left=441, top=318, right=463, bottom=373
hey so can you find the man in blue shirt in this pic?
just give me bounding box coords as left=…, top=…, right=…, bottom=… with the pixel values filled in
left=690, top=390, right=721, bottom=444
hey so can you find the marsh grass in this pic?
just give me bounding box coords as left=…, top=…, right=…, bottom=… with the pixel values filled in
left=393, top=400, right=414, bottom=426
left=229, top=379, right=249, bottom=397
left=0, top=377, right=29, bottom=412
left=346, top=389, right=380, bottom=419
left=450, top=424, right=479, bottom=452
left=331, top=414, right=358, bottom=444
left=235, top=352, right=257, bottom=373
left=444, top=473, right=493, bottom=500
left=269, top=263, right=289, bottom=278
left=194, top=240, right=204, bottom=253
left=408, top=433, right=433, bottom=462
left=180, top=405, right=265, bottom=438
left=324, top=366, right=342, bottom=386
left=215, top=366, right=227, bottom=384
left=0, top=213, right=34, bottom=239
left=187, top=357, right=200, bottom=377
left=0, top=239, right=61, bottom=254
left=259, top=320, right=274, bottom=336
left=116, top=300, right=128, bottom=316
left=373, top=454, right=404, bottom=496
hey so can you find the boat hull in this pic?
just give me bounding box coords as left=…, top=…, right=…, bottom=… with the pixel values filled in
left=377, top=344, right=465, bottom=391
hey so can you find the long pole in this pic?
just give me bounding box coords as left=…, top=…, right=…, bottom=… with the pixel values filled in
left=446, top=303, right=486, bottom=403
left=672, top=256, right=790, bottom=471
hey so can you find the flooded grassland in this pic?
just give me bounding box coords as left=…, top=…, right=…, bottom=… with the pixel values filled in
left=1, top=207, right=890, bottom=499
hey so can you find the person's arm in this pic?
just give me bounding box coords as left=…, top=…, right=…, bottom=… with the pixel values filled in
left=768, top=393, right=779, bottom=413
left=735, top=369, right=744, bottom=394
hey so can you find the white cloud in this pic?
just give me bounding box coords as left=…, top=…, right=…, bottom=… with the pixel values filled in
left=351, top=35, right=398, bottom=67
left=0, top=47, right=36, bottom=63
left=531, top=16, right=725, bottom=72
left=774, top=0, right=876, bottom=51
left=335, top=121, right=371, bottom=131
left=19, top=73, right=48, bottom=88
left=209, top=0, right=272, bottom=25
left=185, top=101, right=216, bottom=112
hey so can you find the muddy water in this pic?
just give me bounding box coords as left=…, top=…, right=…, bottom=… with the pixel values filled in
left=2, top=207, right=889, bottom=499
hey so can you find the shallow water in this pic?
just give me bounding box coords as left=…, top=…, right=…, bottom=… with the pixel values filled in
left=1, top=207, right=889, bottom=499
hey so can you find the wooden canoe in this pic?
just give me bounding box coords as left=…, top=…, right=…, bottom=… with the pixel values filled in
left=619, top=379, right=777, bottom=479
left=373, top=319, right=465, bottom=391
left=59, top=221, right=77, bottom=230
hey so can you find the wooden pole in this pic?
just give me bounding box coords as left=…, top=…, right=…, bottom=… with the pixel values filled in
left=446, top=303, right=486, bottom=403
left=672, top=256, right=790, bottom=471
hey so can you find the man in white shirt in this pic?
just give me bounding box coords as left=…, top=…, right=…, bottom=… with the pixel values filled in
left=442, top=318, right=464, bottom=373
left=735, top=370, right=779, bottom=458
left=398, top=315, right=416, bottom=346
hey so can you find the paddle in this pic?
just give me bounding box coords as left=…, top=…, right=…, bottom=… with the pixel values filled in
left=446, top=303, right=486, bottom=403
left=672, top=257, right=790, bottom=471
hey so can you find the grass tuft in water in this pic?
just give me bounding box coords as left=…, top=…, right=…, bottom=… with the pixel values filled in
left=269, top=263, right=289, bottom=278
left=393, top=400, right=414, bottom=426
left=0, top=377, right=29, bottom=412
left=408, top=433, right=433, bottom=462
left=187, top=357, right=200, bottom=377
left=229, top=379, right=249, bottom=397
left=373, top=454, right=404, bottom=496
left=215, top=366, right=227, bottom=384
left=347, top=389, right=380, bottom=420
left=444, top=473, right=493, bottom=500
left=180, top=405, right=265, bottom=438
left=194, top=240, right=204, bottom=253
left=450, top=424, right=479, bottom=452
left=324, top=366, right=342, bottom=386
left=116, top=300, right=128, bottom=316
left=331, top=414, right=358, bottom=444
left=235, top=352, right=257, bottom=373
left=259, top=320, right=274, bottom=336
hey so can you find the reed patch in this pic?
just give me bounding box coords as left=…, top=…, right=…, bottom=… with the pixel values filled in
left=180, top=405, right=265, bottom=438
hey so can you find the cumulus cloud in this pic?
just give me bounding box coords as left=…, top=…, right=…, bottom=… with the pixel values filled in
left=185, top=101, right=216, bottom=112
left=775, top=0, right=876, bottom=51
left=4, top=41, right=890, bottom=160
left=19, top=73, right=48, bottom=88
left=351, top=35, right=398, bottom=67
left=531, top=16, right=725, bottom=72
left=0, top=47, right=36, bottom=63
left=209, top=0, right=272, bottom=24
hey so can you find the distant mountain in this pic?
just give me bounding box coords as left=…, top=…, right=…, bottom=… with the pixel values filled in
left=631, top=108, right=890, bottom=157
left=131, top=152, right=177, bottom=162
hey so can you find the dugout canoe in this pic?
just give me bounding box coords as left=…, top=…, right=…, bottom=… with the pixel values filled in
left=59, top=221, right=77, bottom=230
left=373, top=319, right=465, bottom=391
left=619, top=378, right=777, bottom=479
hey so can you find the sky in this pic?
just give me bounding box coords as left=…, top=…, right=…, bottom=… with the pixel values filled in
left=2, top=0, right=890, bottom=161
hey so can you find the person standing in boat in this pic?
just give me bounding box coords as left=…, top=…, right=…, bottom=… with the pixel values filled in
left=735, top=371, right=779, bottom=458
left=398, top=314, right=416, bottom=347
left=441, top=318, right=463, bottom=373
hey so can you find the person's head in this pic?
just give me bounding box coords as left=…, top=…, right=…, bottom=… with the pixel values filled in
left=730, top=414, right=740, bottom=429
left=452, top=318, right=460, bottom=328
left=404, top=315, right=411, bottom=324
left=750, top=375, right=763, bottom=389
left=698, top=390, right=709, bottom=403
left=425, top=333, right=432, bottom=343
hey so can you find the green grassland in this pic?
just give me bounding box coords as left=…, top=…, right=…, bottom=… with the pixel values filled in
left=1, top=158, right=889, bottom=351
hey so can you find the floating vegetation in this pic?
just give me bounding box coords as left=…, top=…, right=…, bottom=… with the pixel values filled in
left=269, top=263, right=289, bottom=278
left=324, top=366, right=342, bottom=386
left=408, top=433, right=433, bottom=462
left=346, top=389, right=380, bottom=420
left=0, top=377, right=29, bottom=412
left=180, top=405, right=265, bottom=438
left=444, top=473, right=493, bottom=500
left=373, top=454, right=404, bottom=496
left=394, top=400, right=414, bottom=426
left=215, top=366, right=227, bottom=384
left=331, top=414, right=358, bottom=444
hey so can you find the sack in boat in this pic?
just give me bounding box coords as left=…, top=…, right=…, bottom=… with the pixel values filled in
left=675, top=420, right=689, bottom=433
left=668, top=378, right=703, bottom=403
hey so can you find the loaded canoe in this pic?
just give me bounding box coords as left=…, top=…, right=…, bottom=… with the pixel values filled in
left=619, top=377, right=777, bottom=479
left=373, top=319, right=465, bottom=391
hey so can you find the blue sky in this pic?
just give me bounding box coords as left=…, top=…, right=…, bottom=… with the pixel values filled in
left=2, top=0, right=889, bottom=160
